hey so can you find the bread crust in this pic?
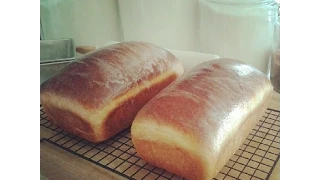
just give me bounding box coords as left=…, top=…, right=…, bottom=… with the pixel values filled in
left=132, top=58, right=273, bottom=180
left=41, top=41, right=183, bottom=142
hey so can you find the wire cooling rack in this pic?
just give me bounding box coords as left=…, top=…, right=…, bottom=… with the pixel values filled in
left=40, top=107, right=280, bottom=180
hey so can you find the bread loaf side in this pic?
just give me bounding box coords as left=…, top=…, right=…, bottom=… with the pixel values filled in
left=40, top=41, right=184, bottom=142
left=131, top=58, right=273, bottom=180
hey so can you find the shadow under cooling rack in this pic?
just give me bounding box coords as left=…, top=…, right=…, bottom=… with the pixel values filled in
left=40, top=107, right=280, bottom=180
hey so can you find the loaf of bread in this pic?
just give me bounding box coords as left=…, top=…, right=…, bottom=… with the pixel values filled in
left=40, top=41, right=184, bottom=142
left=131, top=58, right=273, bottom=180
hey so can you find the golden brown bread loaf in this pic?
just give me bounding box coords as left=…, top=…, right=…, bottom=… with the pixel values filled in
left=40, top=41, right=184, bottom=142
left=131, top=58, right=273, bottom=180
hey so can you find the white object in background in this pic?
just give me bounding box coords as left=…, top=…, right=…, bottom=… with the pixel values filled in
left=166, top=49, right=220, bottom=71
left=118, top=0, right=199, bottom=52
left=40, top=0, right=122, bottom=47
left=199, top=0, right=279, bottom=74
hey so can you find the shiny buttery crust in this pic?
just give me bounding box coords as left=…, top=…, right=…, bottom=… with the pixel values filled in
left=131, top=58, right=273, bottom=180
left=40, top=41, right=184, bottom=142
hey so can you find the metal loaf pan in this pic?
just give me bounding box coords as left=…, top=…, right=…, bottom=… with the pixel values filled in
left=40, top=38, right=75, bottom=84
left=40, top=38, right=75, bottom=63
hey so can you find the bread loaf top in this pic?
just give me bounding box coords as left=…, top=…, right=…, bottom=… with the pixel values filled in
left=40, top=41, right=184, bottom=110
left=132, top=58, right=273, bottom=157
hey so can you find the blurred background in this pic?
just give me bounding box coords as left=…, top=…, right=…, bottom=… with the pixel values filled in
left=40, top=0, right=280, bottom=90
